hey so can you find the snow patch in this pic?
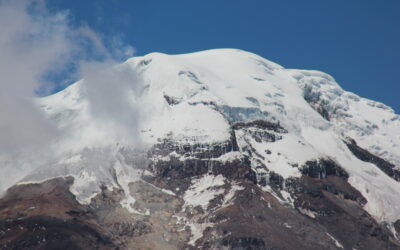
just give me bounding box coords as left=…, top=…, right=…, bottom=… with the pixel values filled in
left=222, top=183, right=245, bottom=207
left=298, top=207, right=317, bottom=219
left=113, top=156, right=142, bottom=214
left=183, top=174, right=226, bottom=210
left=326, top=233, right=344, bottom=249
left=69, top=171, right=99, bottom=204
left=213, top=151, right=243, bottom=163
left=187, top=221, right=213, bottom=246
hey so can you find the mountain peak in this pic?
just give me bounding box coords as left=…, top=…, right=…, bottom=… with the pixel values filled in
left=1, top=49, right=400, bottom=249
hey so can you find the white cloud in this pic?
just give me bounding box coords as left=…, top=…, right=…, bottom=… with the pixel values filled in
left=0, top=0, right=139, bottom=193
left=80, top=60, right=143, bottom=144
left=0, top=0, right=71, bottom=153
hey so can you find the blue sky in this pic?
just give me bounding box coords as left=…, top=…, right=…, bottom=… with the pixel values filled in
left=47, top=0, right=399, bottom=112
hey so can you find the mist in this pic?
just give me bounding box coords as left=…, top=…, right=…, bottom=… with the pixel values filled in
left=81, top=61, right=143, bottom=145
left=0, top=0, right=69, bottom=153
left=0, top=0, right=138, bottom=193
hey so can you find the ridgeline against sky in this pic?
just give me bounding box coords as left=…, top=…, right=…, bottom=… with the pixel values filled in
left=46, top=0, right=399, bottom=112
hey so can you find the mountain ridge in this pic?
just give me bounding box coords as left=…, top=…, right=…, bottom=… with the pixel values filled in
left=1, top=48, right=399, bottom=249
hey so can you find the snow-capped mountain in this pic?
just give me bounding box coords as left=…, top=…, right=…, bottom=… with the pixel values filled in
left=1, top=49, right=400, bottom=249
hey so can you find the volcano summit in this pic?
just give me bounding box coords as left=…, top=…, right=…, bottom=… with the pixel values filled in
left=1, top=49, right=400, bottom=249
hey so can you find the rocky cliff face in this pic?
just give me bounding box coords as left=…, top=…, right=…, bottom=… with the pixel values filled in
left=1, top=49, right=400, bottom=249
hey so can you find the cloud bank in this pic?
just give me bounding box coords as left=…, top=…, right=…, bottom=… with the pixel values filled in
left=0, top=0, right=70, bottom=153
left=0, top=0, right=139, bottom=193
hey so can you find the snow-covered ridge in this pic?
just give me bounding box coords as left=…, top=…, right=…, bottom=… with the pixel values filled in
left=32, top=48, right=400, bottom=223
left=41, top=49, right=399, bottom=165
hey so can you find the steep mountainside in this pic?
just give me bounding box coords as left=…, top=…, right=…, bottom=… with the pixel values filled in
left=1, top=49, right=400, bottom=249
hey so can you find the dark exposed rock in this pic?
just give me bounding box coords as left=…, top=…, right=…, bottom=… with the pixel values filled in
left=311, top=103, right=330, bottom=121
left=240, top=139, right=265, bottom=160
left=151, top=157, right=208, bottom=179
left=146, top=129, right=399, bottom=249
left=321, top=177, right=367, bottom=205
left=147, top=130, right=246, bottom=193
left=395, top=220, right=400, bottom=234
left=92, top=180, right=188, bottom=250
left=151, top=138, right=237, bottom=159
left=284, top=159, right=399, bottom=250
left=230, top=129, right=240, bottom=152
left=303, top=84, right=331, bottom=121
left=222, top=236, right=266, bottom=250
left=245, top=97, right=260, bottom=106
left=1, top=161, right=399, bottom=250
left=138, top=58, right=152, bottom=67
left=197, top=184, right=344, bottom=250
left=232, top=120, right=287, bottom=133
left=247, top=129, right=282, bottom=143
left=187, top=100, right=217, bottom=107
left=251, top=76, right=265, bottom=81
left=178, top=70, right=202, bottom=84
left=1, top=135, right=399, bottom=250
left=149, top=153, right=256, bottom=193
left=269, top=171, right=284, bottom=190
left=0, top=216, right=113, bottom=250
left=111, top=221, right=152, bottom=237
left=163, top=94, right=181, bottom=105
left=0, top=177, right=117, bottom=250
left=0, top=177, right=191, bottom=250
left=292, top=159, right=366, bottom=206
left=300, top=159, right=348, bottom=179
left=345, top=138, right=400, bottom=181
